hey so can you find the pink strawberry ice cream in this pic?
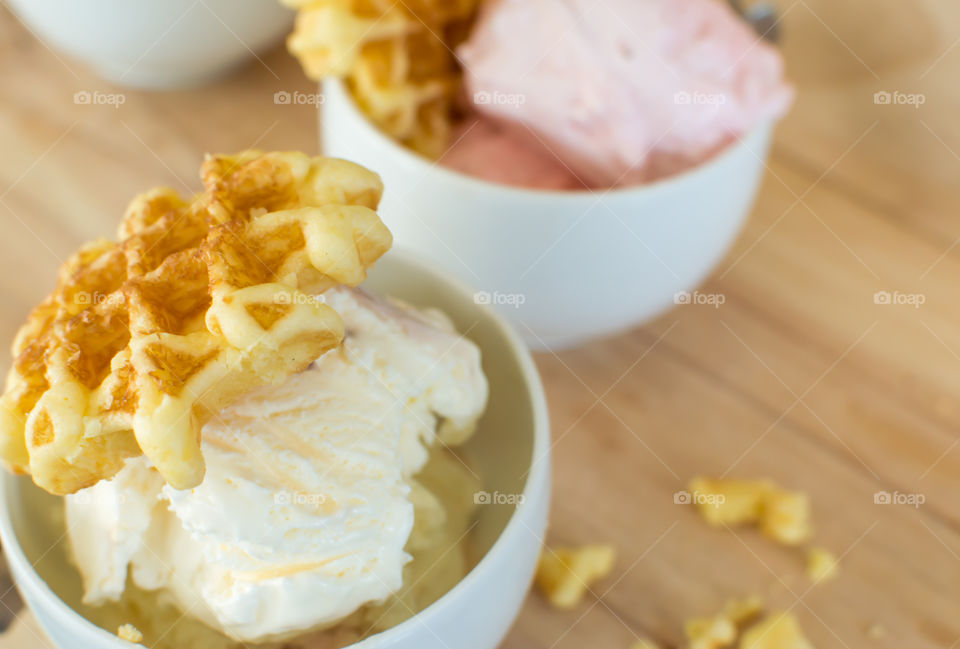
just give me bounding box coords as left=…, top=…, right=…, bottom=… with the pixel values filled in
left=442, top=117, right=584, bottom=191
left=452, top=0, right=793, bottom=189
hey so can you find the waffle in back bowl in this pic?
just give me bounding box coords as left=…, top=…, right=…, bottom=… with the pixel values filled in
left=0, top=151, right=392, bottom=495
left=285, top=0, right=481, bottom=158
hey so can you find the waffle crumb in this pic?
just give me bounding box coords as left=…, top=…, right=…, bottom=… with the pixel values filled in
left=805, top=547, right=839, bottom=583
left=685, top=596, right=764, bottom=649
left=723, top=595, right=765, bottom=627
left=866, top=623, right=885, bottom=639
left=685, top=613, right=737, bottom=649
left=688, top=477, right=812, bottom=545
left=117, top=623, right=143, bottom=643
left=535, top=544, right=616, bottom=609
left=740, top=612, right=815, bottom=649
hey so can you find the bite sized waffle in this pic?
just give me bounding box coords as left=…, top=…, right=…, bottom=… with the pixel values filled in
left=284, top=0, right=482, bottom=158
left=0, top=151, right=391, bottom=495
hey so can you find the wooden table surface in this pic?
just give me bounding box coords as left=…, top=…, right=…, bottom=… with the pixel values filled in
left=1, top=1, right=958, bottom=648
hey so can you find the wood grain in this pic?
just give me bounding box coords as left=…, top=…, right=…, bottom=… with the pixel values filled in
left=0, top=1, right=957, bottom=648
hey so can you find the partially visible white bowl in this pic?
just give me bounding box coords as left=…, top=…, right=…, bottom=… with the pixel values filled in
left=321, top=79, right=774, bottom=350
left=0, top=251, right=551, bottom=649
left=6, top=0, right=294, bottom=89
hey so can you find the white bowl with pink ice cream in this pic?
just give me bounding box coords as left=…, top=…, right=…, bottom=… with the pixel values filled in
left=322, top=0, right=793, bottom=349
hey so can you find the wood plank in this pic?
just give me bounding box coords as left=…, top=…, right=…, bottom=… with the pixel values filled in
left=0, top=1, right=956, bottom=648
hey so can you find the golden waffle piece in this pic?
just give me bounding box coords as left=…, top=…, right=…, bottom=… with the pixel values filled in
left=0, top=151, right=392, bottom=495
left=284, top=0, right=482, bottom=158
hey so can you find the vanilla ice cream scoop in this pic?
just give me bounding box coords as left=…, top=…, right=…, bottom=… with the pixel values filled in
left=458, top=0, right=794, bottom=187
left=66, top=288, right=488, bottom=642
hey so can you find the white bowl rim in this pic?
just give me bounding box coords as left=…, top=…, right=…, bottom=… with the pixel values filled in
left=0, top=248, right=551, bottom=648
left=322, top=77, right=776, bottom=201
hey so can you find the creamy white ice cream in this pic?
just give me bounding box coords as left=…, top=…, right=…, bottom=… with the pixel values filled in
left=65, top=288, right=487, bottom=643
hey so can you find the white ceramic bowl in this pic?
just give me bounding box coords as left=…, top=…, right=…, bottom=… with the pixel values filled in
left=5, top=0, right=294, bottom=89
left=0, top=251, right=550, bottom=649
left=321, top=79, right=774, bottom=350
